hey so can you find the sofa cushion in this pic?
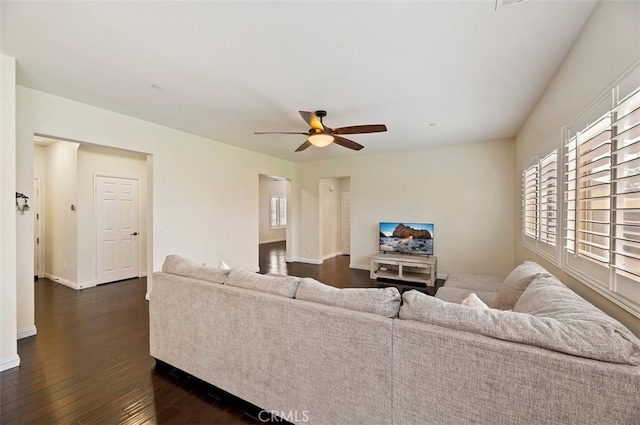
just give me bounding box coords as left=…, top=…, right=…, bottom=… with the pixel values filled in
left=226, top=268, right=300, bottom=298
left=513, top=274, right=640, bottom=365
left=400, top=289, right=640, bottom=365
left=162, top=254, right=229, bottom=284
left=296, top=278, right=401, bottom=318
left=443, top=274, right=504, bottom=292
left=493, top=261, right=549, bottom=310
left=461, top=293, right=489, bottom=309
left=435, top=287, right=496, bottom=307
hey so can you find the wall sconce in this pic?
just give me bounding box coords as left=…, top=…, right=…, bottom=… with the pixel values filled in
left=16, top=192, right=30, bottom=214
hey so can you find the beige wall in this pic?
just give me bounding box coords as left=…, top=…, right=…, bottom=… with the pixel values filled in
left=1, top=54, right=19, bottom=371
left=320, top=177, right=349, bottom=259
left=43, top=141, right=79, bottom=286
left=515, top=0, right=640, bottom=335
left=293, top=139, right=516, bottom=277
left=77, top=144, right=148, bottom=287
left=14, top=86, right=295, bottom=345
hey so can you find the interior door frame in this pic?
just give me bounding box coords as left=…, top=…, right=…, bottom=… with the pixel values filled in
left=94, top=173, right=142, bottom=285
left=341, top=189, right=351, bottom=255
left=33, top=177, right=43, bottom=278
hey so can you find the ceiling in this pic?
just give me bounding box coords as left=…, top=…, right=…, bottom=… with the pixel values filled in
left=1, top=0, right=598, bottom=162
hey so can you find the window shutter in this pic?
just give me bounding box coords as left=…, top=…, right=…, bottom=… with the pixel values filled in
left=575, top=114, right=612, bottom=265
left=611, top=88, right=640, bottom=282
left=540, top=151, right=558, bottom=246
left=270, top=196, right=278, bottom=228
left=523, top=164, right=539, bottom=239
left=279, top=197, right=287, bottom=226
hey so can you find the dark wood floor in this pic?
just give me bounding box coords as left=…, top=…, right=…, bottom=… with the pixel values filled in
left=1, top=242, right=435, bottom=424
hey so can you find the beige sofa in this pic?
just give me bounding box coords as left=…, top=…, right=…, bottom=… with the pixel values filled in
left=149, top=256, right=640, bottom=424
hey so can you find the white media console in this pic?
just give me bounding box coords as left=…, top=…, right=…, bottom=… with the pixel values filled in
left=370, top=253, right=437, bottom=287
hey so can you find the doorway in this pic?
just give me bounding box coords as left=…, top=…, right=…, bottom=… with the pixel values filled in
left=319, top=177, right=351, bottom=260
left=33, top=137, right=149, bottom=289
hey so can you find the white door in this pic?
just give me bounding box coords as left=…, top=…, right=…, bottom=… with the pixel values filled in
left=342, top=190, right=351, bottom=255
left=96, top=176, right=140, bottom=284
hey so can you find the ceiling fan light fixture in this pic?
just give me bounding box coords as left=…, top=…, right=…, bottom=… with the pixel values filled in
left=308, top=133, right=334, bottom=147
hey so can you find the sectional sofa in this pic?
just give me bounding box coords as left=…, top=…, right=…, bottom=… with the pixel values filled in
left=149, top=256, right=640, bottom=424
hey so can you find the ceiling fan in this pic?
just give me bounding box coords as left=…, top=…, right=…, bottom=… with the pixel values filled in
left=255, top=110, right=387, bottom=152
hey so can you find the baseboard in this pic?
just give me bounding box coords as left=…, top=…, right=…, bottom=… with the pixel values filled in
left=45, top=273, right=79, bottom=290
left=259, top=238, right=286, bottom=245
left=140, top=271, right=148, bottom=277
left=286, top=257, right=323, bottom=265
left=0, top=354, right=20, bottom=372
left=437, top=273, right=449, bottom=280
left=350, top=263, right=370, bottom=271
left=17, top=325, right=37, bottom=340
left=322, top=251, right=343, bottom=261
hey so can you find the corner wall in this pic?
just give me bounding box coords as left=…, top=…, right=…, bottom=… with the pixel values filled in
left=15, top=87, right=294, bottom=314
left=1, top=54, right=19, bottom=371
left=293, top=138, right=515, bottom=277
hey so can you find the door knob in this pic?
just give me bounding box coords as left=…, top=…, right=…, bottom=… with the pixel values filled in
left=131, top=232, right=138, bottom=236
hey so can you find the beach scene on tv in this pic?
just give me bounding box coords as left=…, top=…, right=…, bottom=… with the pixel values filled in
left=379, top=222, right=434, bottom=255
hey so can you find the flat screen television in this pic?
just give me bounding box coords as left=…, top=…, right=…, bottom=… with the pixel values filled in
left=379, top=222, right=434, bottom=256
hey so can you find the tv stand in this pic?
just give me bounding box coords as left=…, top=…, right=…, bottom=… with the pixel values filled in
left=370, top=253, right=437, bottom=287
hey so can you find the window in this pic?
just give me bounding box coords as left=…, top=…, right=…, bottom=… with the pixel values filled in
left=562, top=84, right=640, bottom=316
left=520, top=61, right=640, bottom=317
left=522, top=146, right=558, bottom=263
left=270, top=195, right=287, bottom=229
left=611, top=88, right=640, bottom=283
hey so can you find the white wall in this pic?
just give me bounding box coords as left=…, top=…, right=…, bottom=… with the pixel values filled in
left=258, top=174, right=287, bottom=244
left=33, top=145, right=46, bottom=278
left=43, top=141, right=79, bottom=286
left=77, top=144, right=148, bottom=287
left=293, top=139, right=515, bottom=277
left=515, top=0, right=640, bottom=335
left=319, top=177, right=348, bottom=259
left=14, top=87, right=295, bottom=327
left=1, top=54, right=19, bottom=371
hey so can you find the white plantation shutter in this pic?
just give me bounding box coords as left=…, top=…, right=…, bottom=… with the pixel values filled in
left=523, top=164, right=538, bottom=239
left=565, top=134, right=577, bottom=254
left=279, top=197, right=287, bottom=226
left=575, top=114, right=612, bottom=265
left=539, top=151, right=558, bottom=246
left=523, top=145, right=558, bottom=263
left=561, top=72, right=640, bottom=316
left=612, top=88, right=640, bottom=283
left=270, top=195, right=287, bottom=229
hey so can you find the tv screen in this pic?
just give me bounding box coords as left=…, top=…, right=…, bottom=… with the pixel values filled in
left=379, top=222, right=434, bottom=256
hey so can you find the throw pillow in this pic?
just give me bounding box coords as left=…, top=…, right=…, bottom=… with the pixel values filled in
left=461, top=292, right=489, bottom=309
left=493, top=261, right=550, bottom=310
left=162, top=254, right=229, bottom=284
left=225, top=268, right=300, bottom=298
left=296, top=278, right=401, bottom=318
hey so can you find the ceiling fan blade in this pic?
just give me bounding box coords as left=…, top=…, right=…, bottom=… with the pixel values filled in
left=333, top=135, right=364, bottom=151
left=254, top=131, right=308, bottom=135
left=295, top=140, right=313, bottom=152
left=333, top=124, right=387, bottom=135
left=299, top=111, right=324, bottom=131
